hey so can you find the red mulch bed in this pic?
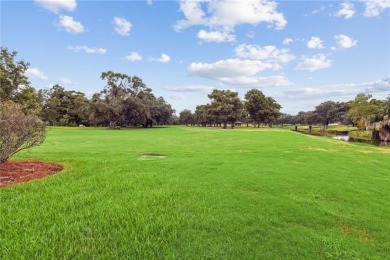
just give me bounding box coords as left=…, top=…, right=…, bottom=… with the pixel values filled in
left=0, top=161, right=63, bottom=188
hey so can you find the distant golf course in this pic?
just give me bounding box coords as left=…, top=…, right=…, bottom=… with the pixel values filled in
left=1, top=127, right=389, bottom=259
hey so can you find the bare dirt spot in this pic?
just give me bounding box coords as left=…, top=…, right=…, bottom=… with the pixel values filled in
left=138, top=154, right=166, bottom=160
left=341, top=224, right=371, bottom=242
left=0, top=161, right=63, bottom=188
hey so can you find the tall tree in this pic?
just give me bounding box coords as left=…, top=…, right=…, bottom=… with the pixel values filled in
left=41, top=84, right=89, bottom=126
left=208, top=89, right=242, bottom=129
left=244, top=89, right=282, bottom=127
left=0, top=47, right=41, bottom=113
left=179, top=109, right=194, bottom=126
left=314, top=101, right=337, bottom=128
left=348, top=93, right=376, bottom=129
left=264, top=96, right=282, bottom=127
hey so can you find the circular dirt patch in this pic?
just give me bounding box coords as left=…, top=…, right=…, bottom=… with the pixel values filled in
left=0, top=161, right=63, bottom=188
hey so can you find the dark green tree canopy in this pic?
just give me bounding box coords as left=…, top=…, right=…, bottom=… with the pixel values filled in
left=0, top=47, right=41, bottom=113
left=208, top=89, right=243, bottom=128
left=244, top=89, right=281, bottom=127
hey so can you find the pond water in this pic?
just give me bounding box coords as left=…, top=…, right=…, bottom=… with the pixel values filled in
left=332, top=135, right=389, bottom=147
left=332, top=135, right=349, bottom=141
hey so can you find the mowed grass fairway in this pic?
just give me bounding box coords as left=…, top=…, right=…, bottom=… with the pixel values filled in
left=1, top=127, right=389, bottom=259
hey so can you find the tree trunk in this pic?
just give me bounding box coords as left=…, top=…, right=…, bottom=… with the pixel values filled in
left=223, top=122, right=227, bottom=129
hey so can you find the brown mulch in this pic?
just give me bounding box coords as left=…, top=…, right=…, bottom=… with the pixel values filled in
left=0, top=161, right=63, bottom=188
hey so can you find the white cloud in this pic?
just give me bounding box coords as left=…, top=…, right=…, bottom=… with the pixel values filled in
left=197, top=30, right=236, bottom=43
left=146, top=0, right=153, bottom=6
left=188, top=59, right=291, bottom=87
left=246, top=31, right=255, bottom=38
left=335, top=2, right=355, bottom=19
left=189, top=59, right=273, bottom=78
left=278, top=78, right=390, bottom=101
left=235, top=44, right=295, bottom=68
left=282, top=37, right=293, bottom=45
left=67, top=45, right=107, bottom=54
left=169, top=94, right=186, bottom=100
left=58, top=15, right=84, bottom=34
left=220, top=75, right=291, bottom=87
left=305, top=5, right=327, bottom=16
left=25, top=68, right=48, bottom=81
left=296, top=54, right=332, bottom=72
left=125, top=52, right=142, bottom=62
left=334, top=34, right=357, bottom=48
left=174, top=0, right=287, bottom=42
left=364, top=0, right=390, bottom=17
left=154, top=53, right=171, bottom=63
left=307, top=36, right=324, bottom=49
left=166, top=84, right=214, bottom=94
left=59, top=77, right=72, bottom=85
left=113, top=17, right=132, bottom=36
left=35, top=0, right=77, bottom=13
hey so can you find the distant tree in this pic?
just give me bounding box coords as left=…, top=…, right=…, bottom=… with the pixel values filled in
left=194, top=104, right=210, bottom=126
left=179, top=109, right=194, bottom=126
left=244, top=89, right=266, bottom=127
left=99, top=71, right=173, bottom=128
left=0, top=47, right=41, bottom=113
left=150, top=96, right=175, bottom=126
left=314, top=101, right=338, bottom=127
left=0, top=101, right=46, bottom=163
left=275, top=113, right=292, bottom=125
left=89, top=93, right=110, bottom=126
left=264, top=96, right=282, bottom=127
left=41, top=84, right=90, bottom=126
left=208, top=89, right=242, bottom=128
left=348, top=93, right=377, bottom=129
left=244, top=89, right=281, bottom=127
left=305, top=111, right=322, bottom=125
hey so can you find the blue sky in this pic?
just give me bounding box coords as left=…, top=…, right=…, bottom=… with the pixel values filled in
left=2, top=0, right=389, bottom=114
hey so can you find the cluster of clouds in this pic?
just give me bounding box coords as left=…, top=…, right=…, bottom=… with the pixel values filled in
left=188, top=43, right=296, bottom=88
left=169, top=0, right=367, bottom=90
left=30, top=0, right=388, bottom=100
left=174, top=0, right=287, bottom=43
left=125, top=52, right=171, bottom=63
left=274, top=78, right=390, bottom=113
left=175, top=0, right=390, bottom=44
left=276, top=78, right=390, bottom=101
left=28, top=0, right=170, bottom=83
left=187, top=31, right=359, bottom=87
left=306, top=35, right=357, bottom=50
left=35, top=0, right=132, bottom=36
left=34, top=0, right=170, bottom=63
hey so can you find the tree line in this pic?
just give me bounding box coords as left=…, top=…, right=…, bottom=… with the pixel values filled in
left=2, top=46, right=389, bottom=131
left=179, top=89, right=282, bottom=129
left=178, top=90, right=389, bottom=130
left=274, top=95, right=389, bottom=130
left=1, top=47, right=174, bottom=128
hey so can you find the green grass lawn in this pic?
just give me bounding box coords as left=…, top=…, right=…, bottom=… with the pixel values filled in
left=1, top=126, right=389, bottom=259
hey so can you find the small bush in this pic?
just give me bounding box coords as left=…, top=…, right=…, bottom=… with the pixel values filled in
left=0, top=101, right=46, bottom=163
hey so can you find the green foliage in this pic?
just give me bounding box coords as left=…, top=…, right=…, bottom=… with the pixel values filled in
left=347, top=93, right=387, bottom=130
left=314, top=101, right=349, bottom=127
left=41, top=84, right=90, bottom=126
left=244, top=89, right=281, bottom=127
left=1, top=127, right=389, bottom=258
left=179, top=109, right=194, bottom=125
left=208, top=89, right=243, bottom=128
left=0, top=47, right=41, bottom=114
left=98, top=71, right=174, bottom=127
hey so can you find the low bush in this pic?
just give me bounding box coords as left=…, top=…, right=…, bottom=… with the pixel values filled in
left=0, top=101, right=46, bottom=163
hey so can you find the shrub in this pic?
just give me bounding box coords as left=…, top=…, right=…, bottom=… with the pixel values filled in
left=0, top=101, right=46, bottom=163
